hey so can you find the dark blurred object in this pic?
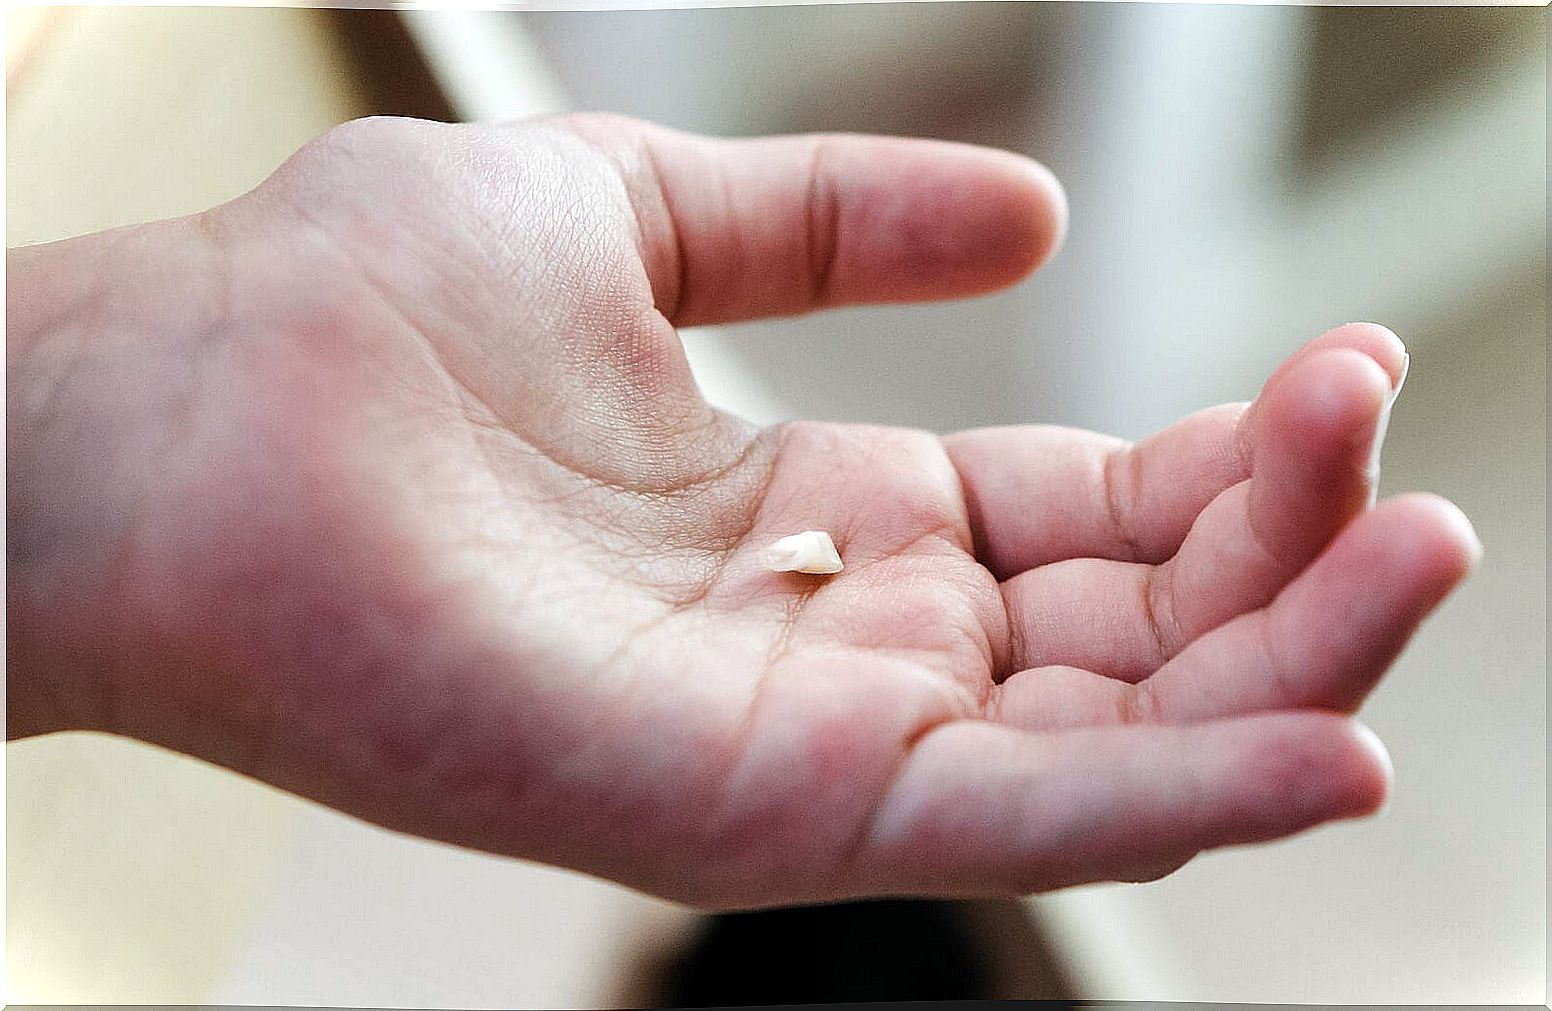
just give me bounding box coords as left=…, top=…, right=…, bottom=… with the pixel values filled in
left=1298, top=7, right=1537, bottom=166
left=329, top=8, right=455, bottom=123
left=654, top=898, right=1077, bottom=1007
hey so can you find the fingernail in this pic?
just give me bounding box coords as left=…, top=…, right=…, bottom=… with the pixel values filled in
left=1350, top=719, right=1394, bottom=791
left=1443, top=499, right=1486, bottom=567
left=1366, top=351, right=1410, bottom=505
left=1465, top=521, right=1485, bottom=566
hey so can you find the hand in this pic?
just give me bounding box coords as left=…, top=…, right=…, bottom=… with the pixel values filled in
left=6, top=114, right=1479, bottom=907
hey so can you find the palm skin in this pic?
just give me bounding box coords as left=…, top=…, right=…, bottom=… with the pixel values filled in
left=7, top=115, right=1479, bottom=908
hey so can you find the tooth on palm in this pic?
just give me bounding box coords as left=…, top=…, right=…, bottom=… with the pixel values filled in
left=765, top=530, right=843, bottom=575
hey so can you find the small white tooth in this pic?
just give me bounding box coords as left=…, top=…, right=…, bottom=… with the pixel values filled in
left=765, top=530, right=843, bottom=575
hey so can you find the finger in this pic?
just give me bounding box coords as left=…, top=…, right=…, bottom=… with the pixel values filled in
left=990, top=494, right=1480, bottom=731
left=944, top=404, right=1249, bottom=578
left=857, top=712, right=1390, bottom=896
left=1240, top=321, right=1409, bottom=436
left=942, top=322, right=1408, bottom=579
left=1002, top=344, right=1401, bottom=679
left=1134, top=493, right=1480, bottom=722
left=557, top=113, right=1067, bottom=326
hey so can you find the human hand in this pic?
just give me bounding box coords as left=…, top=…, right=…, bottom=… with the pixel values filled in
left=6, top=114, right=1479, bottom=907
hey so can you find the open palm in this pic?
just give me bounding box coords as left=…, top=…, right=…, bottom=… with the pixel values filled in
left=8, top=114, right=1478, bottom=908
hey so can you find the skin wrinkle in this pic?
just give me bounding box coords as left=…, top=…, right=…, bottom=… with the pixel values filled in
left=268, top=164, right=740, bottom=529
left=419, top=175, right=562, bottom=355
left=703, top=640, right=981, bottom=904
left=1238, top=476, right=1289, bottom=583
left=778, top=439, right=1006, bottom=895
left=500, top=420, right=771, bottom=601
left=552, top=489, right=683, bottom=567
left=654, top=433, right=781, bottom=609
left=953, top=453, right=996, bottom=573
left=1228, top=399, right=1255, bottom=469
left=804, top=136, right=841, bottom=310
left=645, top=145, right=691, bottom=324
left=331, top=164, right=769, bottom=607
left=530, top=150, right=670, bottom=403
left=579, top=433, right=776, bottom=670
left=623, top=127, right=692, bottom=324
left=694, top=436, right=832, bottom=877
left=713, top=153, right=747, bottom=317
left=683, top=658, right=776, bottom=899
left=996, top=578, right=1030, bottom=685
left=590, top=597, right=684, bottom=692
left=291, top=126, right=558, bottom=382
left=1101, top=437, right=1145, bottom=562
left=954, top=438, right=1032, bottom=680
left=612, top=126, right=691, bottom=326
left=325, top=243, right=524, bottom=511
left=993, top=580, right=1030, bottom=683
left=842, top=531, right=1003, bottom=703
left=350, top=120, right=567, bottom=299
left=983, top=679, right=1007, bottom=724
left=1117, top=675, right=1160, bottom=727
left=831, top=712, right=981, bottom=895
left=932, top=428, right=1007, bottom=687
left=1140, top=561, right=1179, bottom=670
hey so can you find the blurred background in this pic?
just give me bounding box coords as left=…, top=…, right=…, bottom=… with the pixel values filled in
left=6, top=3, right=1545, bottom=1005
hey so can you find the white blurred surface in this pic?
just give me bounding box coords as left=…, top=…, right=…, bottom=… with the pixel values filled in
left=209, top=803, right=692, bottom=1009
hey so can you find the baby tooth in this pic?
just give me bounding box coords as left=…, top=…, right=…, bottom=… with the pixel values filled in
left=765, top=531, right=843, bottom=575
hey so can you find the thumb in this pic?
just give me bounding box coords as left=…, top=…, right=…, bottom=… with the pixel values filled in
left=553, top=112, right=1067, bottom=327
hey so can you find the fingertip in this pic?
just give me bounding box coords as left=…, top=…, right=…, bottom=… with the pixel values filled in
left=1020, top=158, right=1069, bottom=269
left=1201, top=713, right=1397, bottom=842
left=1305, top=347, right=1393, bottom=425
left=1347, top=719, right=1395, bottom=808
left=1268, top=714, right=1392, bottom=824
left=1427, top=494, right=1483, bottom=568
left=1308, top=719, right=1393, bottom=822
left=1263, top=348, right=1393, bottom=462
left=1374, top=492, right=1484, bottom=576
left=953, top=150, right=1068, bottom=289
left=1321, top=322, right=1410, bottom=389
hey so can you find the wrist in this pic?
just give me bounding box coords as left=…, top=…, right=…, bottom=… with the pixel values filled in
left=6, top=217, right=231, bottom=738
